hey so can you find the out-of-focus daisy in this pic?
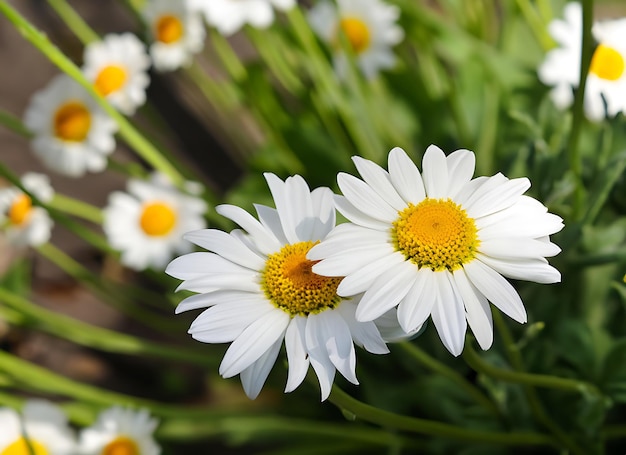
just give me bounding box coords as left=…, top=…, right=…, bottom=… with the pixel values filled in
left=189, top=0, right=295, bottom=36
left=79, top=406, right=160, bottom=455
left=103, top=172, right=207, bottom=271
left=166, top=173, right=394, bottom=400
left=23, top=74, right=118, bottom=177
left=0, top=400, right=76, bottom=455
left=309, top=146, right=563, bottom=356
left=142, top=0, right=205, bottom=72
left=0, top=173, right=54, bottom=247
left=83, top=33, right=151, bottom=115
left=308, top=0, right=404, bottom=79
left=538, top=2, right=626, bottom=121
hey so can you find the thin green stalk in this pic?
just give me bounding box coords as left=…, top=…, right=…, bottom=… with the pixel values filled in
left=567, top=0, right=594, bottom=220
left=46, top=0, right=99, bottom=44
left=475, top=82, right=499, bottom=176
left=570, top=249, right=626, bottom=267
left=0, top=286, right=214, bottom=368
left=583, top=151, right=626, bottom=225
left=49, top=193, right=103, bottom=224
left=514, top=0, right=554, bottom=50
left=0, top=108, right=32, bottom=137
left=0, top=1, right=185, bottom=186
left=328, top=386, right=555, bottom=447
left=210, top=28, right=248, bottom=83
left=398, top=342, right=501, bottom=419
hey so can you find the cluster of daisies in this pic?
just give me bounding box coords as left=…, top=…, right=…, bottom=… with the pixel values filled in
left=0, top=400, right=159, bottom=455
left=166, top=145, right=563, bottom=400
left=539, top=1, right=626, bottom=121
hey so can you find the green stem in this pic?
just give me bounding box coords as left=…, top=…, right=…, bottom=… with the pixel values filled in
left=0, top=286, right=213, bottom=368
left=328, top=386, right=555, bottom=447
left=0, top=108, right=32, bottom=137
left=398, top=342, right=501, bottom=419
left=46, top=0, right=99, bottom=44
left=0, top=0, right=185, bottom=187
left=49, top=193, right=103, bottom=224
left=210, top=28, right=248, bottom=82
left=514, top=0, right=554, bottom=50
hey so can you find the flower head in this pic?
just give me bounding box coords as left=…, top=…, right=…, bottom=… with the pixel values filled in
left=79, top=406, right=160, bottom=455
left=103, top=172, right=207, bottom=271
left=308, top=0, right=404, bottom=79
left=0, top=400, right=76, bottom=455
left=190, top=0, right=295, bottom=36
left=538, top=2, right=626, bottom=120
left=0, top=173, right=54, bottom=247
left=166, top=173, right=393, bottom=400
left=83, top=33, right=151, bottom=115
left=23, top=74, right=118, bottom=177
left=142, top=0, right=205, bottom=72
left=309, top=146, right=563, bottom=356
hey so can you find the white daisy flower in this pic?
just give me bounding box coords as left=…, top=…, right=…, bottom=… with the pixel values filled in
left=79, top=406, right=160, bottom=455
left=103, top=172, right=207, bottom=271
left=308, top=0, right=404, bottom=79
left=0, top=400, right=76, bottom=455
left=166, top=173, right=394, bottom=400
left=142, top=0, right=205, bottom=72
left=23, top=74, right=118, bottom=177
left=0, top=173, right=54, bottom=247
left=189, top=0, right=295, bottom=36
left=82, top=33, right=151, bottom=115
left=308, top=146, right=564, bottom=356
left=538, top=2, right=626, bottom=121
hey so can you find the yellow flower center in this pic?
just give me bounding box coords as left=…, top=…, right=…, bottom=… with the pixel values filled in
left=337, top=17, right=371, bottom=54
left=101, top=436, right=139, bottom=455
left=139, top=201, right=177, bottom=236
left=95, top=65, right=128, bottom=96
left=53, top=101, right=92, bottom=142
left=393, top=198, right=479, bottom=272
left=8, top=193, right=33, bottom=226
left=156, top=14, right=184, bottom=44
left=262, top=241, right=342, bottom=316
left=1, top=437, right=48, bottom=455
left=590, top=44, right=625, bottom=81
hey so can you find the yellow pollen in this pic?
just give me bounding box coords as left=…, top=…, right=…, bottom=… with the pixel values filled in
left=393, top=198, right=479, bottom=272
left=1, top=437, right=49, bottom=455
left=53, top=101, right=92, bottom=142
left=156, top=14, right=184, bottom=44
left=95, top=65, right=128, bottom=96
left=262, top=241, right=342, bottom=316
left=337, top=17, right=371, bottom=54
left=101, top=436, right=139, bottom=455
left=590, top=44, right=625, bottom=81
left=139, top=201, right=177, bottom=236
left=8, top=193, right=33, bottom=226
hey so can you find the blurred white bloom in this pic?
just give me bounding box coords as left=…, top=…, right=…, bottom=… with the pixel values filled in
left=167, top=173, right=395, bottom=401
left=308, top=0, right=404, bottom=79
left=190, top=0, right=295, bottom=36
left=103, top=172, right=207, bottom=271
left=143, top=0, right=205, bottom=72
left=538, top=2, right=626, bottom=120
left=83, top=33, right=151, bottom=115
left=23, top=74, right=117, bottom=177
left=309, top=146, right=563, bottom=356
left=0, top=173, right=54, bottom=247
left=0, top=400, right=76, bottom=455
left=79, top=407, right=160, bottom=455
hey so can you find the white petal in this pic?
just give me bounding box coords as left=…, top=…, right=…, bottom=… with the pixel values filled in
left=305, top=322, right=336, bottom=401
left=352, top=156, right=406, bottom=210
left=264, top=173, right=313, bottom=244
left=166, top=252, right=252, bottom=280
left=476, top=254, right=561, bottom=284
left=309, top=186, right=336, bottom=241
left=284, top=317, right=310, bottom=393
left=334, top=195, right=392, bottom=230
left=307, top=223, right=390, bottom=260
left=397, top=268, right=436, bottom=333
left=240, top=338, right=282, bottom=399
left=184, top=230, right=266, bottom=270
left=387, top=147, right=426, bottom=204
left=176, top=290, right=261, bottom=314
left=479, top=237, right=561, bottom=259
left=421, top=145, right=449, bottom=198
left=336, top=301, right=389, bottom=354
left=464, top=259, right=527, bottom=323
left=464, top=177, right=531, bottom=219
left=445, top=149, right=475, bottom=199
left=219, top=310, right=290, bottom=377
left=355, top=260, right=416, bottom=321
left=175, top=271, right=259, bottom=293
left=311, top=244, right=395, bottom=277
left=453, top=268, right=493, bottom=350
left=337, top=173, right=398, bottom=222
left=335, top=252, right=406, bottom=296
left=430, top=272, right=467, bottom=356
left=216, top=204, right=281, bottom=254
left=255, top=204, right=288, bottom=245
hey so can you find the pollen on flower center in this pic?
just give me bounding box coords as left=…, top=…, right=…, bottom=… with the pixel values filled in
left=102, top=436, right=139, bottom=455
left=590, top=44, right=625, bottom=81
left=337, top=17, right=371, bottom=54
left=95, top=65, right=128, bottom=96
left=262, top=241, right=342, bottom=316
left=139, top=201, right=177, bottom=236
left=53, top=101, right=92, bottom=142
left=156, top=14, right=184, bottom=44
left=393, top=198, right=479, bottom=271
left=1, top=437, right=49, bottom=455
left=8, top=193, right=33, bottom=226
